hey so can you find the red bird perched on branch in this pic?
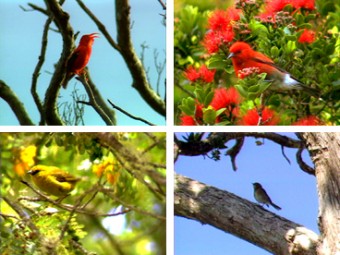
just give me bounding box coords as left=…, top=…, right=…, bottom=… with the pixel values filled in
left=227, top=41, right=319, bottom=97
left=62, top=33, right=99, bottom=89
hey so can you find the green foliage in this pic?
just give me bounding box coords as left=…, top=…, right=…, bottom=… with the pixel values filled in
left=175, top=0, right=340, bottom=125
left=0, top=132, right=165, bottom=255
left=235, top=73, right=272, bottom=100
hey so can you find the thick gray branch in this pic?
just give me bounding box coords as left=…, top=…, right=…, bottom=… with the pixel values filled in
left=175, top=173, right=318, bottom=255
left=44, top=0, right=74, bottom=125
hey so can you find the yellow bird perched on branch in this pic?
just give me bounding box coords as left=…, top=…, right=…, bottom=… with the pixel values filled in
left=27, top=165, right=80, bottom=197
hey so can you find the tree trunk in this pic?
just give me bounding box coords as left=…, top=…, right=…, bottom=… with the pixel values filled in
left=300, top=133, right=340, bottom=255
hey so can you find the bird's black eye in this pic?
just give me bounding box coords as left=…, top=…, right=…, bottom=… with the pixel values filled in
left=29, top=169, right=40, bottom=175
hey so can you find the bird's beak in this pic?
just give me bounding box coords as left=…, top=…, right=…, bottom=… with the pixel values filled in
left=227, top=52, right=234, bottom=59
left=88, top=33, right=100, bottom=39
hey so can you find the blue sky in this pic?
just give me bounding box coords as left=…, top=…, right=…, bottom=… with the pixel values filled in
left=0, top=0, right=166, bottom=125
left=175, top=132, right=318, bottom=255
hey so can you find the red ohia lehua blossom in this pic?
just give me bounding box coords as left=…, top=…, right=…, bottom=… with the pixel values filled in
left=257, top=0, right=315, bottom=23
left=293, top=116, right=321, bottom=125
left=210, top=87, right=241, bottom=122
left=184, top=65, right=216, bottom=83
left=298, top=29, right=315, bottom=44
left=180, top=102, right=203, bottom=126
left=202, top=8, right=241, bottom=54
left=239, top=107, right=280, bottom=125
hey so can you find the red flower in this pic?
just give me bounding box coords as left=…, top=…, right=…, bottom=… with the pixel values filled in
left=292, top=0, right=315, bottom=10
left=210, top=87, right=241, bottom=110
left=203, top=8, right=240, bottom=53
left=298, top=29, right=315, bottom=44
left=293, top=116, right=321, bottom=125
left=180, top=102, right=204, bottom=126
left=226, top=8, right=241, bottom=22
left=184, top=65, right=216, bottom=83
left=180, top=115, right=196, bottom=125
left=199, top=65, right=216, bottom=83
left=202, top=31, right=221, bottom=54
left=203, top=28, right=235, bottom=54
left=208, top=10, right=230, bottom=31
left=258, top=0, right=315, bottom=23
left=208, top=8, right=241, bottom=31
left=184, top=66, right=201, bottom=82
left=239, top=107, right=280, bottom=125
left=266, top=0, right=290, bottom=12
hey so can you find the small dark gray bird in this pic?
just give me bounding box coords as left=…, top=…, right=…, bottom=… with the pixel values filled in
left=252, top=182, right=281, bottom=210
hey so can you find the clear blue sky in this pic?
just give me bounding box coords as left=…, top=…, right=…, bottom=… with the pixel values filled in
left=175, top=132, right=319, bottom=255
left=0, top=0, right=165, bottom=125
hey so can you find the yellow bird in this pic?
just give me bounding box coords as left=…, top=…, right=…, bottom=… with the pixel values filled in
left=27, top=165, right=80, bottom=197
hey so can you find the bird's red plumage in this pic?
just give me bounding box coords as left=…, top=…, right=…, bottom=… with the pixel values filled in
left=62, top=33, right=99, bottom=89
left=228, top=41, right=320, bottom=96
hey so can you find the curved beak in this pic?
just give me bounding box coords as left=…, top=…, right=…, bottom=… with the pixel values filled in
left=88, top=32, right=100, bottom=39
left=227, top=52, right=234, bottom=59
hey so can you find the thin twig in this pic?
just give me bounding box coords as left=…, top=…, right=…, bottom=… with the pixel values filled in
left=101, top=188, right=166, bottom=221
left=32, top=17, right=52, bottom=125
left=75, top=0, right=120, bottom=51
left=281, top=145, right=291, bottom=165
left=107, top=99, right=155, bottom=126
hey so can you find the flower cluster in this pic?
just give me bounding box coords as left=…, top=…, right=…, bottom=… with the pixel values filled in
left=202, top=8, right=241, bottom=54
left=184, top=65, right=216, bottom=83
left=176, top=0, right=327, bottom=126
left=237, top=67, right=261, bottom=79
left=239, top=107, right=280, bottom=125
left=258, top=0, right=315, bottom=24
left=180, top=87, right=241, bottom=125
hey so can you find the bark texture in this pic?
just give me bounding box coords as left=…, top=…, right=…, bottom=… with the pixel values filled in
left=300, top=133, right=340, bottom=255
left=175, top=173, right=319, bottom=255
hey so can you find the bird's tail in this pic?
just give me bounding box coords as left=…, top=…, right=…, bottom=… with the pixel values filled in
left=297, top=83, right=320, bottom=98
left=270, top=202, right=281, bottom=210
left=61, top=73, right=75, bottom=89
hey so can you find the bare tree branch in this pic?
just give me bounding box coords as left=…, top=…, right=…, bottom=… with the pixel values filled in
left=107, top=99, right=155, bottom=126
left=115, top=0, right=166, bottom=117
left=31, top=17, right=52, bottom=125
left=75, top=0, right=120, bottom=51
left=0, top=80, right=34, bottom=125
left=43, top=0, right=74, bottom=125
left=175, top=132, right=314, bottom=174
left=175, top=173, right=319, bottom=255
left=77, top=72, right=116, bottom=125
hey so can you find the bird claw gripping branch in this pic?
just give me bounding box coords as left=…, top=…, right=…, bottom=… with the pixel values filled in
left=62, top=33, right=99, bottom=89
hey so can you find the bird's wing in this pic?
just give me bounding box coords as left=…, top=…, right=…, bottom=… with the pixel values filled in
left=66, top=50, right=80, bottom=71
left=50, top=169, right=79, bottom=183
left=251, top=56, right=288, bottom=74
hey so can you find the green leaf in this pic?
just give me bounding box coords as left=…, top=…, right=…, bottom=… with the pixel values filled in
left=204, top=90, right=215, bottom=107
left=249, top=20, right=269, bottom=39
left=179, top=97, right=196, bottom=115
left=216, top=108, right=226, bottom=117
left=203, top=108, right=216, bottom=125
left=286, top=40, right=296, bottom=53
left=298, top=23, right=313, bottom=29
left=270, top=46, right=280, bottom=57
left=208, top=54, right=229, bottom=70
left=235, top=85, right=248, bottom=98
left=248, top=84, right=260, bottom=93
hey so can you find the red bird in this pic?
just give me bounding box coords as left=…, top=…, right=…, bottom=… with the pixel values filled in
left=228, top=41, right=319, bottom=96
left=62, top=33, right=99, bottom=89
